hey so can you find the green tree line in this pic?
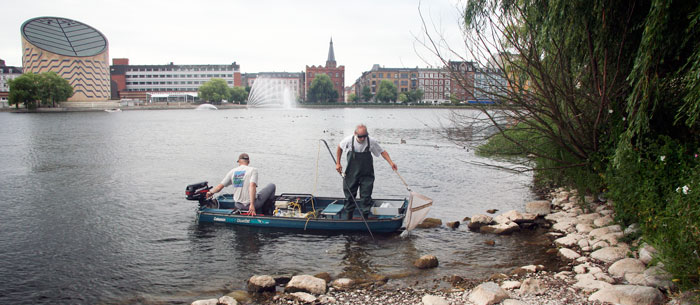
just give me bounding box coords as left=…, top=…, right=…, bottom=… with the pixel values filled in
left=8, top=72, right=74, bottom=109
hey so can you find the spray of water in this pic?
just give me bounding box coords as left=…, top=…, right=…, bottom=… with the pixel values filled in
left=247, top=76, right=297, bottom=108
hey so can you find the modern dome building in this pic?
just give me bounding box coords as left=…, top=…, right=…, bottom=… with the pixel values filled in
left=21, top=16, right=110, bottom=102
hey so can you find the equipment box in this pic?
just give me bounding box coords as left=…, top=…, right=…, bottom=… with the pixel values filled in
left=371, top=201, right=403, bottom=216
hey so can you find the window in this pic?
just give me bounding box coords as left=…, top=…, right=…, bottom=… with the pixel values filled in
left=372, top=74, right=376, bottom=78
left=401, top=73, right=408, bottom=78
left=395, top=73, right=398, bottom=78
left=379, top=73, right=383, bottom=78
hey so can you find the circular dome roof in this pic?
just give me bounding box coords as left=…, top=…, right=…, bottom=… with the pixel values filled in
left=21, top=17, right=107, bottom=57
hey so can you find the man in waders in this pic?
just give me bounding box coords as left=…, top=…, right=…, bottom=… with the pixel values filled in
left=336, top=124, right=398, bottom=220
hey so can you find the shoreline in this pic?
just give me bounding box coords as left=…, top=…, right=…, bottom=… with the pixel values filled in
left=0, top=103, right=500, bottom=113
left=191, top=188, right=689, bottom=305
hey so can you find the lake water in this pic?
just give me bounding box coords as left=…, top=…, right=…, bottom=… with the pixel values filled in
left=0, top=108, right=552, bottom=304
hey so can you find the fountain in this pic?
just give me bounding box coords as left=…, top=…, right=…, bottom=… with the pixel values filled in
left=195, top=103, right=218, bottom=110
left=247, top=76, right=297, bottom=108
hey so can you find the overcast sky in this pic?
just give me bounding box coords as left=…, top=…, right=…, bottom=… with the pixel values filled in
left=1, top=0, right=468, bottom=82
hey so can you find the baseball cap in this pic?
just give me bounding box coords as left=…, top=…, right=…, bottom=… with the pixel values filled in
left=238, top=153, right=250, bottom=161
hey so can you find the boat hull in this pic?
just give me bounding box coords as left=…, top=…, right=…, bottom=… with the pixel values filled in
left=197, top=209, right=405, bottom=233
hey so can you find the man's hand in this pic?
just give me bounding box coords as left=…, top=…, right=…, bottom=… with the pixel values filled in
left=248, top=204, right=256, bottom=216
left=336, top=163, right=343, bottom=174
left=390, top=162, right=398, bottom=171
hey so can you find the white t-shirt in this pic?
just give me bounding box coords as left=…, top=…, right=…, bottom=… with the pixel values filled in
left=221, top=165, right=258, bottom=204
left=338, top=135, right=384, bottom=157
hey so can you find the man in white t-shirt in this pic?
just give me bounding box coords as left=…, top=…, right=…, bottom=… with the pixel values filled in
left=206, top=153, right=276, bottom=216
left=336, top=124, right=397, bottom=219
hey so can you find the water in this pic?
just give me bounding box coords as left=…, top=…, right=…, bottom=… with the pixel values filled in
left=0, top=108, right=552, bottom=304
left=247, top=76, right=297, bottom=108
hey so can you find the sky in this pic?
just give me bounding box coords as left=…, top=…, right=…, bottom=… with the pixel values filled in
left=1, top=0, right=469, bottom=82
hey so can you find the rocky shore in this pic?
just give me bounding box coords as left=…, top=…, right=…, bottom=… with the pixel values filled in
left=190, top=188, right=695, bottom=305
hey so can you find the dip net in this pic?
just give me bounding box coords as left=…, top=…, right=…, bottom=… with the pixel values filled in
left=404, top=191, right=433, bottom=231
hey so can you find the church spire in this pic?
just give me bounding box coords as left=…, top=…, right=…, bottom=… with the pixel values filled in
left=326, top=37, right=336, bottom=68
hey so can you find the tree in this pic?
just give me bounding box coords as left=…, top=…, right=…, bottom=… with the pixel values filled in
left=38, top=72, right=73, bottom=107
left=8, top=73, right=40, bottom=109
left=361, top=86, right=373, bottom=102
left=229, top=86, right=248, bottom=104
left=307, top=74, right=338, bottom=103
left=375, top=80, right=397, bottom=103
left=398, top=93, right=407, bottom=103
left=198, top=78, right=230, bottom=104
left=405, top=89, right=424, bottom=103
left=348, top=93, right=358, bottom=103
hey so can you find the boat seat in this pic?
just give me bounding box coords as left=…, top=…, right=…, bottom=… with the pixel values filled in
left=321, top=201, right=343, bottom=217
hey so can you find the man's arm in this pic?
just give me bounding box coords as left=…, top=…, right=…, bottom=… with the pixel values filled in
left=206, top=184, right=224, bottom=198
left=248, top=182, right=257, bottom=215
left=336, top=145, right=343, bottom=174
left=381, top=151, right=398, bottom=171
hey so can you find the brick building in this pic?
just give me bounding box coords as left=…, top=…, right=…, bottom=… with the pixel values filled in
left=110, top=58, right=241, bottom=102
left=354, top=65, right=419, bottom=102
left=305, top=38, right=344, bottom=102
left=447, top=60, right=476, bottom=102
left=418, top=68, right=451, bottom=104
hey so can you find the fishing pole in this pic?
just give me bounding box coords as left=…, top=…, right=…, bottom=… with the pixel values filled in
left=320, top=139, right=375, bottom=241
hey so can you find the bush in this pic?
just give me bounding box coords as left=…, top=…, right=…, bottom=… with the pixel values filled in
left=607, top=136, right=700, bottom=288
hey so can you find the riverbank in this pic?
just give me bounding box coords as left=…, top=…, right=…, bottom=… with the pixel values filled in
left=191, top=188, right=694, bottom=305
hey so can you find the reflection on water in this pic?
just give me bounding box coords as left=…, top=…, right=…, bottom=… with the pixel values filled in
left=0, top=109, right=551, bottom=304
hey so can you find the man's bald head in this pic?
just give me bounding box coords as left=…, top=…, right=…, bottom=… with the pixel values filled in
left=355, top=124, right=368, bottom=135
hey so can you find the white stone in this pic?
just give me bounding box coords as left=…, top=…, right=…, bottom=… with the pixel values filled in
left=577, top=239, right=590, bottom=248
left=218, top=296, right=238, bottom=305
left=500, top=281, right=521, bottom=290
left=577, top=213, right=600, bottom=224
left=520, top=265, right=538, bottom=273
left=525, top=200, right=551, bottom=216
left=594, top=215, right=614, bottom=227
left=595, top=273, right=615, bottom=284
left=519, top=278, right=545, bottom=295
left=247, top=275, right=276, bottom=292
left=600, top=232, right=624, bottom=245
left=558, top=248, right=581, bottom=261
left=468, top=282, right=510, bottom=305
left=589, top=285, right=664, bottom=305
left=493, top=214, right=510, bottom=224
left=576, top=223, right=594, bottom=234
left=591, top=247, right=628, bottom=263
left=422, top=294, right=449, bottom=305
left=480, top=222, right=520, bottom=235
left=576, top=256, right=590, bottom=263
left=468, top=214, right=494, bottom=230
left=574, top=278, right=614, bottom=292
left=639, top=244, right=657, bottom=265
left=588, top=267, right=603, bottom=274
left=643, top=266, right=674, bottom=289
left=191, top=299, right=218, bottom=305
left=554, top=234, right=584, bottom=247
left=554, top=271, right=572, bottom=280
left=574, top=265, right=587, bottom=274
left=331, top=278, right=354, bottom=290
left=600, top=209, right=614, bottom=216
left=581, top=246, right=591, bottom=252
left=291, top=292, right=316, bottom=303
left=625, top=273, right=647, bottom=285
left=552, top=221, right=575, bottom=232
left=609, top=258, right=646, bottom=278
left=591, top=240, right=610, bottom=250
left=285, top=275, right=327, bottom=295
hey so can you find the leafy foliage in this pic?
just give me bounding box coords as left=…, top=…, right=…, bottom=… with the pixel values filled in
left=229, top=86, right=248, bottom=104
left=38, top=72, right=73, bottom=107
left=8, top=72, right=73, bottom=109
left=307, top=74, right=338, bottom=103
left=361, top=86, right=373, bottom=102
left=198, top=78, right=230, bottom=104
left=375, top=80, right=397, bottom=102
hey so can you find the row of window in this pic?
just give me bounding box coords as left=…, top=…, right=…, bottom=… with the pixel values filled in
left=308, top=72, right=342, bottom=78
left=127, top=67, right=233, bottom=72
left=126, top=74, right=233, bottom=79
left=126, top=88, right=199, bottom=92
left=371, top=72, right=417, bottom=79
left=127, top=80, right=234, bottom=86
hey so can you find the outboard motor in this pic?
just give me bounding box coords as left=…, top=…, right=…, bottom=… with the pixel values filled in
left=185, top=181, right=213, bottom=207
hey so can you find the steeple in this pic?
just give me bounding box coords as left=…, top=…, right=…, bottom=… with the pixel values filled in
left=326, top=37, right=336, bottom=68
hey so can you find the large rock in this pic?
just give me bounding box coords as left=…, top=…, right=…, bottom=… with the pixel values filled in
left=577, top=213, right=601, bottom=224
left=285, top=275, right=327, bottom=295
left=480, top=222, right=520, bottom=235
left=414, top=255, right=439, bottom=269
left=290, top=292, right=316, bottom=303
left=554, top=234, right=584, bottom=247
left=247, top=275, right=277, bottom=293
left=552, top=220, right=576, bottom=233
left=573, top=277, right=614, bottom=292
left=218, top=296, right=238, bottom=305
left=331, top=278, right=355, bottom=290
left=445, top=221, right=460, bottom=229
left=422, top=294, right=449, bottom=305
left=468, top=282, right=509, bottom=305
left=558, top=248, right=581, bottom=261
left=639, top=244, right=657, bottom=265
left=417, top=218, right=442, bottom=229
left=468, top=215, right=494, bottom=230
left=594, top=215, right=614, bottom=227
left=591, top=246, right=628, bottom=263
left=608, top=258, right=646, bottom=278
left=643, top=266, right=674, bottom=289
left=589, top=285, right=664, bottom=305
left=576, top=223, right=594, bottom=234
left=526, top=200, right=551, bottom=216
left=190, top=299, right=218, bottom=305
left=518, top=278, right=545, bottom=295
left=500, top=281, right=521, bottom=290
left=500, top=210, right=537, bottom=224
